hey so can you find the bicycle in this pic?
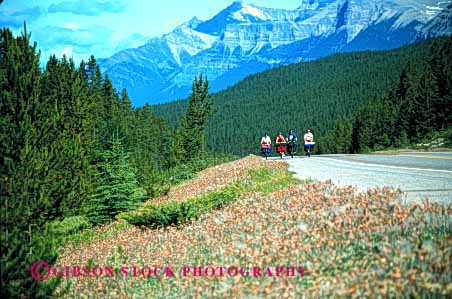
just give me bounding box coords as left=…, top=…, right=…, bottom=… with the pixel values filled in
left=275, top=142, right=287, bottom=159
left=260, top=144, right=272, bottom=160
left=304, top=141, right=315, bottom=157
left=287, top=141, right=297, bottom=158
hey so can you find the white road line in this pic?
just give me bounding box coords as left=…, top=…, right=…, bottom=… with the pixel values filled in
left=315, top=157, right=452, bottom=174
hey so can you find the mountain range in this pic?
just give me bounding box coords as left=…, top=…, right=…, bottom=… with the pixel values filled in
left=98, top=0, right=452, bottom=105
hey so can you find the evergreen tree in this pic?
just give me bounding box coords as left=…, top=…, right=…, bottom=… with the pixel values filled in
left=428, top=39, right=452, bottom=129
left=408, top=71, right=438, bottom=140
left=117, top=88, right=133, bottom=145
left=85, top=55, right=106, bottom=153
left=128, top=104, right=170, bottom=192
left=395, top=69, right=410, bottom=103
left=320, top=117, right=353, bottom=154
left=169, top=128, right=186, bottom=166
left=392, top=68, right=411, bottom=143
left=350, top=98, right=396, bottom=152
left=1, top=25, right=173, bottom=296
left=35, top=54, right=88, bottom=217
left=87, top=134, right=145, bottom=225
left=86, top=55, right=102, bottom=89
left=176, top=74, right=213, bottom=163
left=1, top=25, right=59, bottom=298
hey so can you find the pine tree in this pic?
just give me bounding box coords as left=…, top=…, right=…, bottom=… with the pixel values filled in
left=1, top=25, right=59, bottom=298
left=318, top=117, right=353, bottom=154
left=169, top=128, right=186, bottom=166
left=428, top=39, right=452, bottom=129
left=85, top=55, right=106, bottom=153
left=395, top=69, right=410, bottom=103
left=333, top=118, right=353, bottom=153
left=409, top=71, right=439, bottom=140
left=117, top=88, right=133, bottom=146
left=1, top=25, right=175, bottom=297
left=176, top=74, right=213, bottom=163
left=128, top=103, right=170, bottom=192
left=87, top=134, right=145, bottom=225
left=349, top=97, right=396, bottom=152
left=393, top=68, right=411, bottom=143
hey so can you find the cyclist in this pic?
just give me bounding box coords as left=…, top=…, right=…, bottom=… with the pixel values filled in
left=303, top=129, right=315, bottom=156
left=260, top=132, right=272, bottom=157
left=286, top=129, right=298, bottom=157
left=304, top=129, right=314, bottom=143
left=275, top=131, right=287, bottom=158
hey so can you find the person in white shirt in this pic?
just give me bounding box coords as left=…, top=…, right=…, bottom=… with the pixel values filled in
left=304, top=129, right=314, bottom=143
left=261, top=133, right=271, bottom=146
left=260, top=133, right=272, bottom=158
left=303, top=129, right=315, bottom=156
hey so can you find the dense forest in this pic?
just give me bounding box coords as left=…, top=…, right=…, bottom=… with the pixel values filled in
left=0, top=26, right=217, bottom=297
left=154, top=36, right=452, bottom=155
left=321, top=37, right=452, bottom=153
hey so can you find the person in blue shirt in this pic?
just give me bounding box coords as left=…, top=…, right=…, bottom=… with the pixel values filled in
left=286, top=129, right=298, bottom=155
left=286, top=129, right=297, bottom=143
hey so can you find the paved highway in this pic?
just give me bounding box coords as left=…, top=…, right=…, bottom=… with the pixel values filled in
left=281, top=152, right=452, bottom=205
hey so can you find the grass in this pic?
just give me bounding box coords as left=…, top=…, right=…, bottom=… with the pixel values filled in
left=117, top=167, right=299, bottom=228
left=58, top=161, right=297, bottom=248
left=56, top=220, right=132, bottom=250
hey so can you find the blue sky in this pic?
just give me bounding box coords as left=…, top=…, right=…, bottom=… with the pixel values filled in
left=0, top=0, right=302, bottom=65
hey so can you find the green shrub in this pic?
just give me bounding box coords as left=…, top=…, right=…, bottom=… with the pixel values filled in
left=86, top=135, right=146, bottom=225
left=438, top=127, right=452, bottom=146
left=117, top=166, right=297, bottom=228
left=137, top=153, right=238, bottom=201
left=118, top=186, right=240, bottom=227
left=166, top=163, right=196, bottom=185
left=49, top=216, right=92, bottom=235
left=62, top=221, right=131, bottom=247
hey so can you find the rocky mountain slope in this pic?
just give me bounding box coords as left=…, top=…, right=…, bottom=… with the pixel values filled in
left=98, top=0, right=452, bottom=105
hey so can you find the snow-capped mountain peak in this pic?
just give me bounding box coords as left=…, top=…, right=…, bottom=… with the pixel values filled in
left=98, top=0, right=452, bottom=106
left=229, top=3, right=272, bottom=22
left=163, top=26, right=217, bottom=66
left=420, top=2, right=452, bottom=37
left=195, top=1, right=290, bottom=35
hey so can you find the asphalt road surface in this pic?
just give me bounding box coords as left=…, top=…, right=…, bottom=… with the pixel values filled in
left=280, top=152, right=452, bottom=205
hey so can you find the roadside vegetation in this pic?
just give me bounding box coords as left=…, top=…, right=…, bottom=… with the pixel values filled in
left=55, top=156, right=293, bottom=248
left=117, top=163, right=297, bottom=227
left=0, top=25, right=228, bottom=297
left=56, top=156, right=451, bottom=298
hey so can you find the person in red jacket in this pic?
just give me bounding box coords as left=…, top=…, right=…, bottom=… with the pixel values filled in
left=275, top=131, right=287, bottom=157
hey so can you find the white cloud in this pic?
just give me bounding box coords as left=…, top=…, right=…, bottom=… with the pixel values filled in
left=62, top=22, right=80, bottom=30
